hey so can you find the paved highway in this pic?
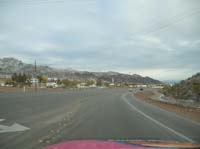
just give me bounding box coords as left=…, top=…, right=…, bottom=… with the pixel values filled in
left=0, top=88, right=200, bottom=149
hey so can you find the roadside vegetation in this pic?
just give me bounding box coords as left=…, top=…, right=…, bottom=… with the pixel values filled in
left=162, top=73, right=200, bottom=102
left=62, top=79, right=80, bottom=88
left=10, top=73, right=31, bottom=87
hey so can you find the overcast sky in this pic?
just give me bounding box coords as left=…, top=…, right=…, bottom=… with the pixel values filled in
left=0, top=0, right=200, bottom=80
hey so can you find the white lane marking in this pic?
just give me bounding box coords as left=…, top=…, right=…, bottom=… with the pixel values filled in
left=122, top=93, right=195, bottom=143
left=0, top=119, right=30, bottom=133
left=132, top=93, right=200, bottom=127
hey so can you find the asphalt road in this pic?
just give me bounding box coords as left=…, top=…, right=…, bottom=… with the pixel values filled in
left=0, top=88, right=200, bottom=149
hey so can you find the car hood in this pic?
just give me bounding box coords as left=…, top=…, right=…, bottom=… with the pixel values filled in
left=43, top=140, right=200, bottom=149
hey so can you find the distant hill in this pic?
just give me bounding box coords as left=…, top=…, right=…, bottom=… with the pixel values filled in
left=96, top=72, right=161, bottom=84
left=162, top=80, right=180, bottom=85
left=0, top=57, right=162, bottom=84
left=0, top=57, right=54, bottom=74
left=162, top=73, right=200, bottom=101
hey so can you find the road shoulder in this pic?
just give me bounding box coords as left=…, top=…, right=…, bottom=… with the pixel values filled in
left=134, top=89, right=200, bottom=123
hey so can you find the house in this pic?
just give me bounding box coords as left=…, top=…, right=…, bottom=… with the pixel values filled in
left=30, top=78, right=39, bottom=84
left=135, top=84, right=147, bottom=88
left=128, top=85, right=134, bottom=88
left=77, top=83, right=88, bottom=89
left=0, top=81, right=5, bottom=86
left=48, top=77, right=58, bottom=82
left=109, top=83, right=115, bottom=86
left=89, top=84, right=97, bottom=88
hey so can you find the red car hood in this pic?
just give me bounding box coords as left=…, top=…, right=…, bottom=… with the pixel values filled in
left=43, top=140, right=200, bottom=149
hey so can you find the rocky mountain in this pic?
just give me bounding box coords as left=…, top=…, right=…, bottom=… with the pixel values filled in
left=162, top=73, right=200, bottom=101
left=0, top=57, right=162, bottom=84
left=96, top=72, right=161, bottom=84
left=0, top=57, right=53, bottom=74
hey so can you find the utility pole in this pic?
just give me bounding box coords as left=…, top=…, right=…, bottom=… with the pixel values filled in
left=34, top=60, right=37, bottom=91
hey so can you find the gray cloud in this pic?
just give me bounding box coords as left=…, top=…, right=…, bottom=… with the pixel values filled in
left=0, top=0, right=200, bottom=80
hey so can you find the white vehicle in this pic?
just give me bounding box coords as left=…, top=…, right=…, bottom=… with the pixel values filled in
left=46, top=82, right=58, bottom=88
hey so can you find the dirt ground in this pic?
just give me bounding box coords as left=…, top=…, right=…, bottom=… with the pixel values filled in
left=0, top=86, right=22, bottom=93
left=135, top=90, right=200, bottom=123
left=0, top=86, right=65, bottom=93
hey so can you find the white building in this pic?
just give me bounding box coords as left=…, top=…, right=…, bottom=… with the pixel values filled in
left=48, top=77, right=58, bottom=82
left=135, top=84, right=147, bottom=88
left=77, top=83, right=88, bottom=89
left=89, top=84, right=97, bottom=88
left=30, top=78, right=39, bottom=84
left=0, top=82, right=5, bottom=86
left=109, top=83, right=115, bottom=86
left=151, top=85, right=164, bottom=89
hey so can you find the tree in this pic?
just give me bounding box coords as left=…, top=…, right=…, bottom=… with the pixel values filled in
left=11, top=73, right=29, bottom=86
left=85, top=80, right=95, bottom=86
left=62, top=79, right=70, bottom=87
left=57, top=79, right=62, bottom=85
left=192, top=82, right=200, bottom=94
left=37, top=75, right=48, bottom=83
left=62, top=79, right=80, bottom=88
left=41, top=75, right=48, bottom=83
left=18, top=73, right=22, bottom=83
left=104, top=82, right=110, bottom=87
left=37, top=75, right=42, bottom=83
left=5, top=79, right=13, bottom=85
left=22, top=74, right=27, bottom=83
left=12, top=73, right=17, bottom=82
left=96, top=79, right=102, bottom=86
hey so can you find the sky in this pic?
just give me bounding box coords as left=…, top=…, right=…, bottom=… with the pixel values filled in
left=0, top=0, right=200, bottom=81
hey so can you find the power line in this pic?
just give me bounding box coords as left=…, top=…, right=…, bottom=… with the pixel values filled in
left=141, top=7, right=200, bottom=37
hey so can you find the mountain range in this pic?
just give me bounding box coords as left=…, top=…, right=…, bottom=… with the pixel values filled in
left=0, top=57, right=162, bottom=84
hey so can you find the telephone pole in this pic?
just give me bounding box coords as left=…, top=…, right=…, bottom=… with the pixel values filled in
left=34, top=60, right=37, bottom=91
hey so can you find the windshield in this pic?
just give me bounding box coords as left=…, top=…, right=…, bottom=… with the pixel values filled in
left=0, top=0, right=200, bottom=149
